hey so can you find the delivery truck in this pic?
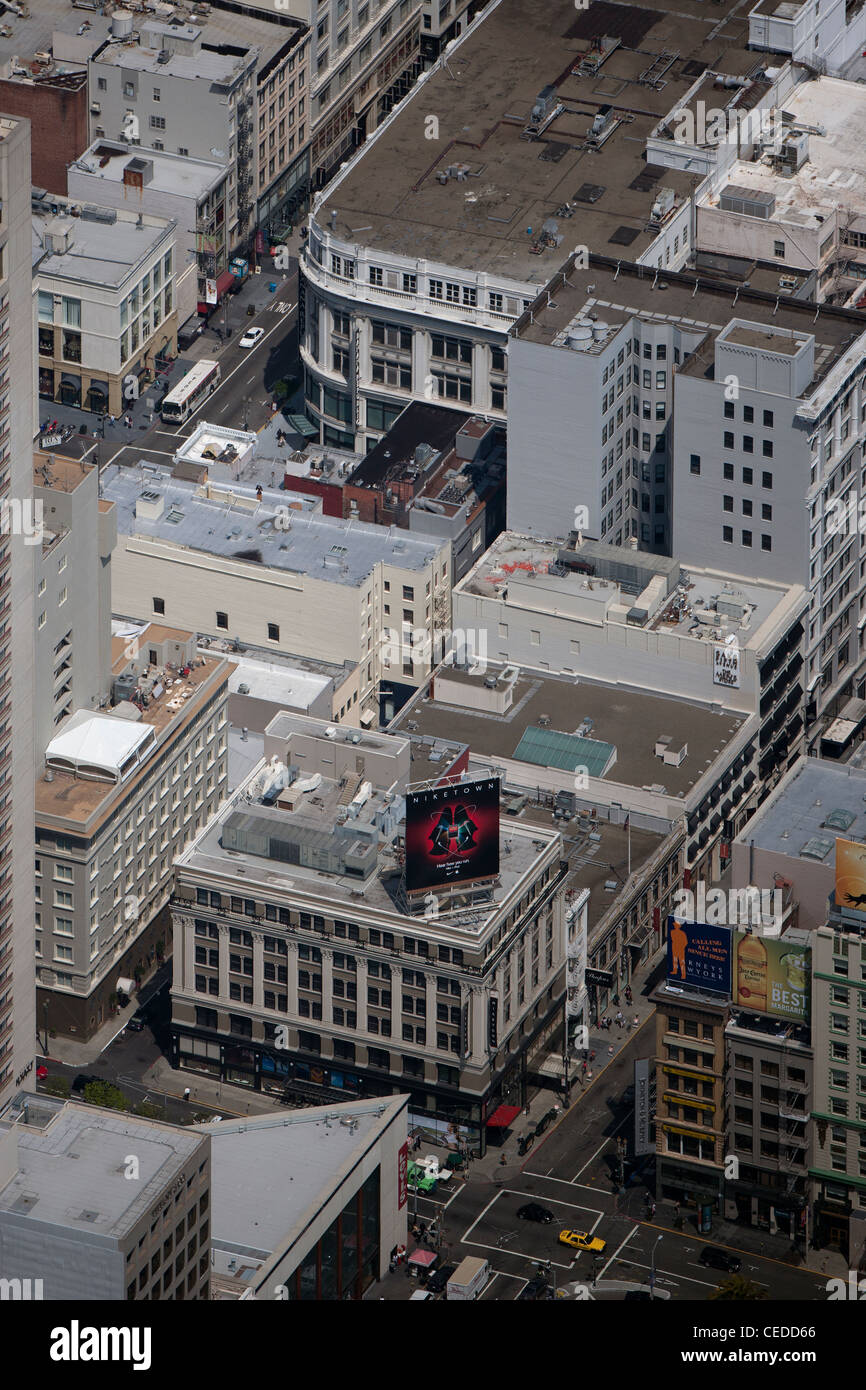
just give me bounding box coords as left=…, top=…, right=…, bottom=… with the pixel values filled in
left=446, top=1256, right=489, bottom=1300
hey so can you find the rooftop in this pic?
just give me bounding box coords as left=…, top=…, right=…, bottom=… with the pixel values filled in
left=458, top=532, right=800, bottom=649
left=33, top=450, right=93, bottom=493
left=71, top=139, right=228, bottom=201
left=0, top=0, right=112, bottom=76
left=0, top=1095, right=204, bottom=1240
left=311, top=0, right=759, bottom=283
left=510, top=252, right=866, bottom=397
left=101, top=463, right=445, bottom=584
left=201, top=1096, right=407, bottom=1270
left=697, top=77, right=866, bottom=227
left=35, top=646, right=232, bottom=827
left=392, top=663, right=745, bottom=801
left=178, top=730, right=561, bottom=923
left=33, top=197, right=175, bottom=288
left=733, top=756, right=866, bottom=862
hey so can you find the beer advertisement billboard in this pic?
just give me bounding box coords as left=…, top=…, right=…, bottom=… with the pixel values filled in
left=405, top=776, right=500, bottom=893
left=732, top=932, right=811, bottom=1023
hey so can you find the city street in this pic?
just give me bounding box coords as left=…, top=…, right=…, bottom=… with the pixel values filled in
left=39, top=257, right=301, bottom=471
left=392, top=1024, right=832, bottom=1302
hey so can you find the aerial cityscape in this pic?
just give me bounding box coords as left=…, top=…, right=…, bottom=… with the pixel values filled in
left=1, top=0, right=866, bottom=1355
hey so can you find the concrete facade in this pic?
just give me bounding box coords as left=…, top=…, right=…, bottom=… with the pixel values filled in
left=35, top=635, right=232, bottom=1038
left=34, top=193, right=178, bottom=416
left=33, top=453, right=116, bottom=759
left=0, top=114, right=37, bottom=1109
left=0, top=1093, right=211, bottom=1301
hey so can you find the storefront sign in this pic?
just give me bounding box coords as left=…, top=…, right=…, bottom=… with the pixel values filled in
left=634, top=1057, right=654, bottom=1156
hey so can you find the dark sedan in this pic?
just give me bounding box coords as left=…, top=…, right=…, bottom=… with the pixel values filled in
left=517, top=1203, right=555, bottom=1224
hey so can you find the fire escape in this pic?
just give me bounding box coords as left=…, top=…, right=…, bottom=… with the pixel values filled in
left=236, top=94, right=255, bottom=235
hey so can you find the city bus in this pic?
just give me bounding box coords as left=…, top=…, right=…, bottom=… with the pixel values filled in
left=160, top=359, right=221, bottom=424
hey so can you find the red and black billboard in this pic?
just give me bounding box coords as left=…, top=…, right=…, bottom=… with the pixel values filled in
left=405, top=777, right=500, bottom=893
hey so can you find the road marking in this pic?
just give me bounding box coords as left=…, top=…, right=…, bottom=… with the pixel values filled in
left=462, top=1238, right=574, bottom=1269
left=522, top=1172, right=601, bottom=1194
left=596, top=1223, right=640, bottom=1281
left=443, top=1183, right=465, bottom=1211
left=246, top=374, right=257, bottom=384
left=572, top=1110, right=630, bottom=1182
left=461, top=1191, right=502, bottom=1241
left=501, top=1187, right=602, bottom=1216
left=168, top=310, right=294, bottom=434
left=621, top=1259, right=720, bottom=1290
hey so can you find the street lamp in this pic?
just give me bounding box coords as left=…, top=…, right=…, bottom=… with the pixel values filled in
left=650, top=1234, right=663, bottom=1300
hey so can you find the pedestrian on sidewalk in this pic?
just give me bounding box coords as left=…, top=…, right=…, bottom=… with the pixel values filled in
left=615, top=1010, right=624, bottom=1028
left=633, top=1015, right=639, bottom=1028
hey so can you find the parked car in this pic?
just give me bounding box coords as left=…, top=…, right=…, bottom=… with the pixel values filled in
left=239, top=326, right=265, bottom=349
left=425, top=1264, right=455, bottom=1295
left=517, top=1275, right=551, bottom=1300
left=517, top=1131, right=536, bottom=1156
left=71, top=1073, right=102, bottom=1094
left=558, top=1229, right=606, bottom=1254
left=535, top=1108, right=558, bottom=1137
left=698, top=1246, right=741, bottom=1273
left=517, top=1203, right=555, bottom=1224
left=126, top=1015, right=146, bottom=1032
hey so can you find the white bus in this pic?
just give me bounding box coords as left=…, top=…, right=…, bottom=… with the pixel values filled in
left=160, top=359, right=221, bottom=424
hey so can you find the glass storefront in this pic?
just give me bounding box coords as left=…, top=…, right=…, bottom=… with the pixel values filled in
left=285, top=1168, right=380, bottom=1300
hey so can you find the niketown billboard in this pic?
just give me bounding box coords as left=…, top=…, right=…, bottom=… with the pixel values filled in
left=405, top=777, right=500, bottom=894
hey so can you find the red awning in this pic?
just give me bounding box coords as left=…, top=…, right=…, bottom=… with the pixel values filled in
left=408, top=1249, right=437, bottom=1268
left=216, top=269, right=237, bottom=296
left=486, top=1104, right=522, bottom=1129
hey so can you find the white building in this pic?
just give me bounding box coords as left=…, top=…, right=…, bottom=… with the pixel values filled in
left=68, top=139, right=230, bottom=325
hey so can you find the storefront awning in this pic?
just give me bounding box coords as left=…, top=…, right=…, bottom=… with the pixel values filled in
left=284, top=412, right=319, bottom=438
left=486, top=1104, right=522, bottom=1129
left=216, top=268, right=236, bottom=297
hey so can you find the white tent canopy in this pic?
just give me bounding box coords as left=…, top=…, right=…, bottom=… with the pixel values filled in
left=45, top=711, right=156, bottom=784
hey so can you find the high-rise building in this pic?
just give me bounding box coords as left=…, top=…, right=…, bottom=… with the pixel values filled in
left=0, top=113, right=37, bottom=1109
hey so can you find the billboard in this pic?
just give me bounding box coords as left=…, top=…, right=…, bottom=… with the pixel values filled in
left=835, top=837, right=866, bottom=911
left=732, top=931, right=811, bottom=1022
left=666, top=918, right=732, bottom=996
left=713, top=642, right=741, bottom=689
left=404, top=777, right=500, bottom=893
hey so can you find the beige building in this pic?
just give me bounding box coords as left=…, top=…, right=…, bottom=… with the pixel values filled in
left=170, top=713, right=568, bottom=1154
left=35, top=627, right=233, bottom=1038
left=34, top=193, right=178, bottom=416
left=0, top=113, right=37, bottom=1109
left=101, top=462, right=451, bottom=727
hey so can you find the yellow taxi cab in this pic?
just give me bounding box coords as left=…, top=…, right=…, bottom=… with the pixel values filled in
left=558, top=1229, right=606, bottom=1254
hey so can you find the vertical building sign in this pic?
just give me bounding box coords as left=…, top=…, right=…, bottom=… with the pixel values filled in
left=634, top=1057, right=654, bottom=1156
left=487, top=995, right=498, bottom=1050
left=397, top=1141, right=409, bottom=1210
left=461, top=1000, right=470, bottom=1057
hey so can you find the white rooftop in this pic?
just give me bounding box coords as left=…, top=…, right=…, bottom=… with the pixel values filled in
left=701, top=77, right=866, bottom=227
left=228, top=656, right=331, bottom=709
left=45, top=708, right=155, bottom=781
left=200, top=1097, right=407, bottom=1262
left=71, top=140, right=228, bottom=202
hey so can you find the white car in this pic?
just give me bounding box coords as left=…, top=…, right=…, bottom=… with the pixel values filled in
left=239, top=326, right=265, bottom=349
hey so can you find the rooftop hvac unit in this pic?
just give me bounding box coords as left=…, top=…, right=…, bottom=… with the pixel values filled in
left=650, top=186, right=676, bottom=223
left=719, top=185, right=775, bottom=219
